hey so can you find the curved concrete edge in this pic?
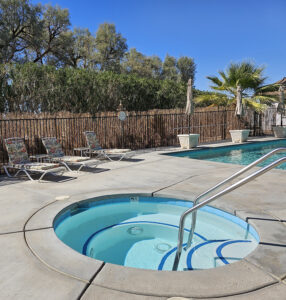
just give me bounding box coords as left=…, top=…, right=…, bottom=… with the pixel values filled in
left=92, top=261, right=277, bottom=298
left=24, top=191, right=280, bottom=298
left=25, top=228, right=103, bottom=283
left=0, top=232, right=87, bottom=300
left=25, top=190, right=154, bottom=230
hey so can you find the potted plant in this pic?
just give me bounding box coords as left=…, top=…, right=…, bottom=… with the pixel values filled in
left=178, top=133, right=200, bottom=149
left=229, top=129, right=251, bottom=143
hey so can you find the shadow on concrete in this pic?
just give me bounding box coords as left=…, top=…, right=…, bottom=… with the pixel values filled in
left=68, top=167, right=110, bottom=174
left=0, top=173, right=76, bottom=183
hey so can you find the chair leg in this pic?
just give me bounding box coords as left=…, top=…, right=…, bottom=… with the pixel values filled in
left=22, top=169, right=34, bottom=181
left=38, top=171, right=47, bottom=182
left=3, top=166, right=13, bottom=177
left=118, top=153, right=127, bottom=161
left=60, top=161, right=72, bottom=172
left=77, top=164, right=84, bottom=172
left=103, top=151, right=113, bottom=161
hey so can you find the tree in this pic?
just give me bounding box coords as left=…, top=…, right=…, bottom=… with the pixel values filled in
left=27, top=4, right=70, bottom=64
left=162, top=54, right=178, bottom=81
left=95, top=23, right=127, bottom=72
left=195, top=61, right=276, bottom=112
left=50, top=28, right=97, bottom=68
left=0, top=0, right=41, bottom=63
left=146, top=55, right=162, bottom=78
left=122, top=48, right=147, bottom=75
left=177, top=56, right=196, bottom=83
left=122, top=48, right=162, bottom=78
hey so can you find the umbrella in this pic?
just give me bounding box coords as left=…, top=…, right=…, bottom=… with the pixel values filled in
left=235, top=85, right=244, bottom=117
left=185, top=78, right=194, bottom=115
left=279, top=85, right=285, bottom=114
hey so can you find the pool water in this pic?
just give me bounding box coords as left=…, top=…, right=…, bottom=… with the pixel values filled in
left=54, top=196, right=259, bottom=271
left=167, top=139, right=286, bottom=169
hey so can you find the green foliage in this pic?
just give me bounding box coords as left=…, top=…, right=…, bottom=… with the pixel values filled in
left=194, top=92, right=230, bottom=108
left=1, top=63, right=188, bottom=113
left=28, top=4, right=71, bottom=63
left=198, top=61, right=277, bottom=112
left=177, top=56, right=196, bottom=83
left=162, top=54, right=178, bottom=81
left=121, top=48, right=164, bottom=79
left=51, top=28, right=97, bottom=68
left=95, top=23, right=127, bottom=72
left=207, top=62, right=267, bottom=96
left=0, top=0, right=41, bottom=63
left=0, top=1, right=197, bottom=113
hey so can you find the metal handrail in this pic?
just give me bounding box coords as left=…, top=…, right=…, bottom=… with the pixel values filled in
left=172, top=151, right=286, bottom=271
left=186, top=148, right=286, bottom=250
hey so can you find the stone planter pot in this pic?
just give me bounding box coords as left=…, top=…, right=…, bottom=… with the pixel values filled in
left=177, top=134, right=200, bottom=149
left=273, top=126, right=286, bottom=138
left=229, top=129, right=250, bottom=143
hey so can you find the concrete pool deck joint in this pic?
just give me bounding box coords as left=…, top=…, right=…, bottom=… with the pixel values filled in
left=24, top=192, right=282, bottom=298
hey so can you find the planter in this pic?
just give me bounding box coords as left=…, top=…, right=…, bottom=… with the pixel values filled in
left=273, top=126, right=286, bottom=138
left=177, top=134, right=200, bottom=149
left=229, top=130, right=250, bottom=143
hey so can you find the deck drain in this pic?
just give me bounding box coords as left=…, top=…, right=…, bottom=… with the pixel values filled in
left=127, top=226, right=143, bottom=235
left=155, top=242, right=172, bottom=253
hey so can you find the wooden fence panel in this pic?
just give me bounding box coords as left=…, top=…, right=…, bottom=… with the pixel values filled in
left=0, top=108, right=276, bottom=169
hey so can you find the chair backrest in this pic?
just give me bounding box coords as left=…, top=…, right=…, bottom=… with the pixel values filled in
left=4, top=138, right=30, bottom=164
left=41, top=137, right=65, bottom=157
left=84, top=131, right=102, bottom=151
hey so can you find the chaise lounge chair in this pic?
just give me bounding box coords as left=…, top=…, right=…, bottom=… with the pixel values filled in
left=3, top=137, right=66, bottom=181
left=83, top=131, right=135, bottom=161
left=41, top=137, right=103, bottom=171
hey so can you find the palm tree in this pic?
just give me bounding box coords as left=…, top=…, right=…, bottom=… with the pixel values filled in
left=195, top=61, right=277, bottom=112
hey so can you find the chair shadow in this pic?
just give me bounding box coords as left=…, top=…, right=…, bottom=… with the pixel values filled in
left=68, top=166, right=110, bottom=174
left=39, top=173, right=77, bottom=183
left=0, top=176, right=24, bottom=186
left=0, top=173, right=76, bottom=183
left=110, top=158, right=145, bottom=162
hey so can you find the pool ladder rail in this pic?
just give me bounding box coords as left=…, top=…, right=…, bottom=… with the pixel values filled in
left=173, top=147, right=286, bottom=271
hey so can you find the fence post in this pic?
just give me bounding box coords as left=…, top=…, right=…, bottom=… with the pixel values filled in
left=54, top=117, right=57, bottom=138
left=253, top=111, right=257, bottom=136
left=223, top=109, right=227, bottom=140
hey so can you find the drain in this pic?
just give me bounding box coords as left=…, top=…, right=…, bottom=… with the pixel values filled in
left=155, top=242, right=172, bottom=253
left=89, top=247, right=94, bottom=257
left=127, top=226, right=143, bottom=235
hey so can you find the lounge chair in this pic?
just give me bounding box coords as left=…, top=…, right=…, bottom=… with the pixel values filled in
left=83, top=131, right=135, bottom=161
left=3, top=137, right=66, bottom=181
left=41, top=137, right=103, bottom=171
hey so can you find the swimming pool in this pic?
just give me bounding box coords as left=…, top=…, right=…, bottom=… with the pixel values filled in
left=167, top=139, right=286, bottom=169
left=54, top=195, right=259, bottom=271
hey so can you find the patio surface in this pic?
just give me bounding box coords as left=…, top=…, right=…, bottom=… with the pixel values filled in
left=1, top=137, right=286, bottom=299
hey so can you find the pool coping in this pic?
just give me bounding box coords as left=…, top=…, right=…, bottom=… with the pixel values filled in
left=161, top=136, right=286, bottom=156
left=24, top=191, right=286, bottom=298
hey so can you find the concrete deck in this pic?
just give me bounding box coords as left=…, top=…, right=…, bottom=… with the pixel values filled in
left=0, top=137, right=286, bottom=299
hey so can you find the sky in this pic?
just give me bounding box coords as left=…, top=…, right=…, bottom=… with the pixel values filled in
left=32, top=0, right=286, bottom=91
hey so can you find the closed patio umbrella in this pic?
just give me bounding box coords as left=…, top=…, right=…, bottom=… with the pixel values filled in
left=278, top=85, right=285, bottom=126
left=279, top=85, right=285, bottom=114
left=185, top=78, right=194, bottom=115
left=235, top=85, right=244, bottom=117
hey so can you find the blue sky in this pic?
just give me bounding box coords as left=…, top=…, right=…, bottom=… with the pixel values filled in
left=33, top=0, right=286, bottom=90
